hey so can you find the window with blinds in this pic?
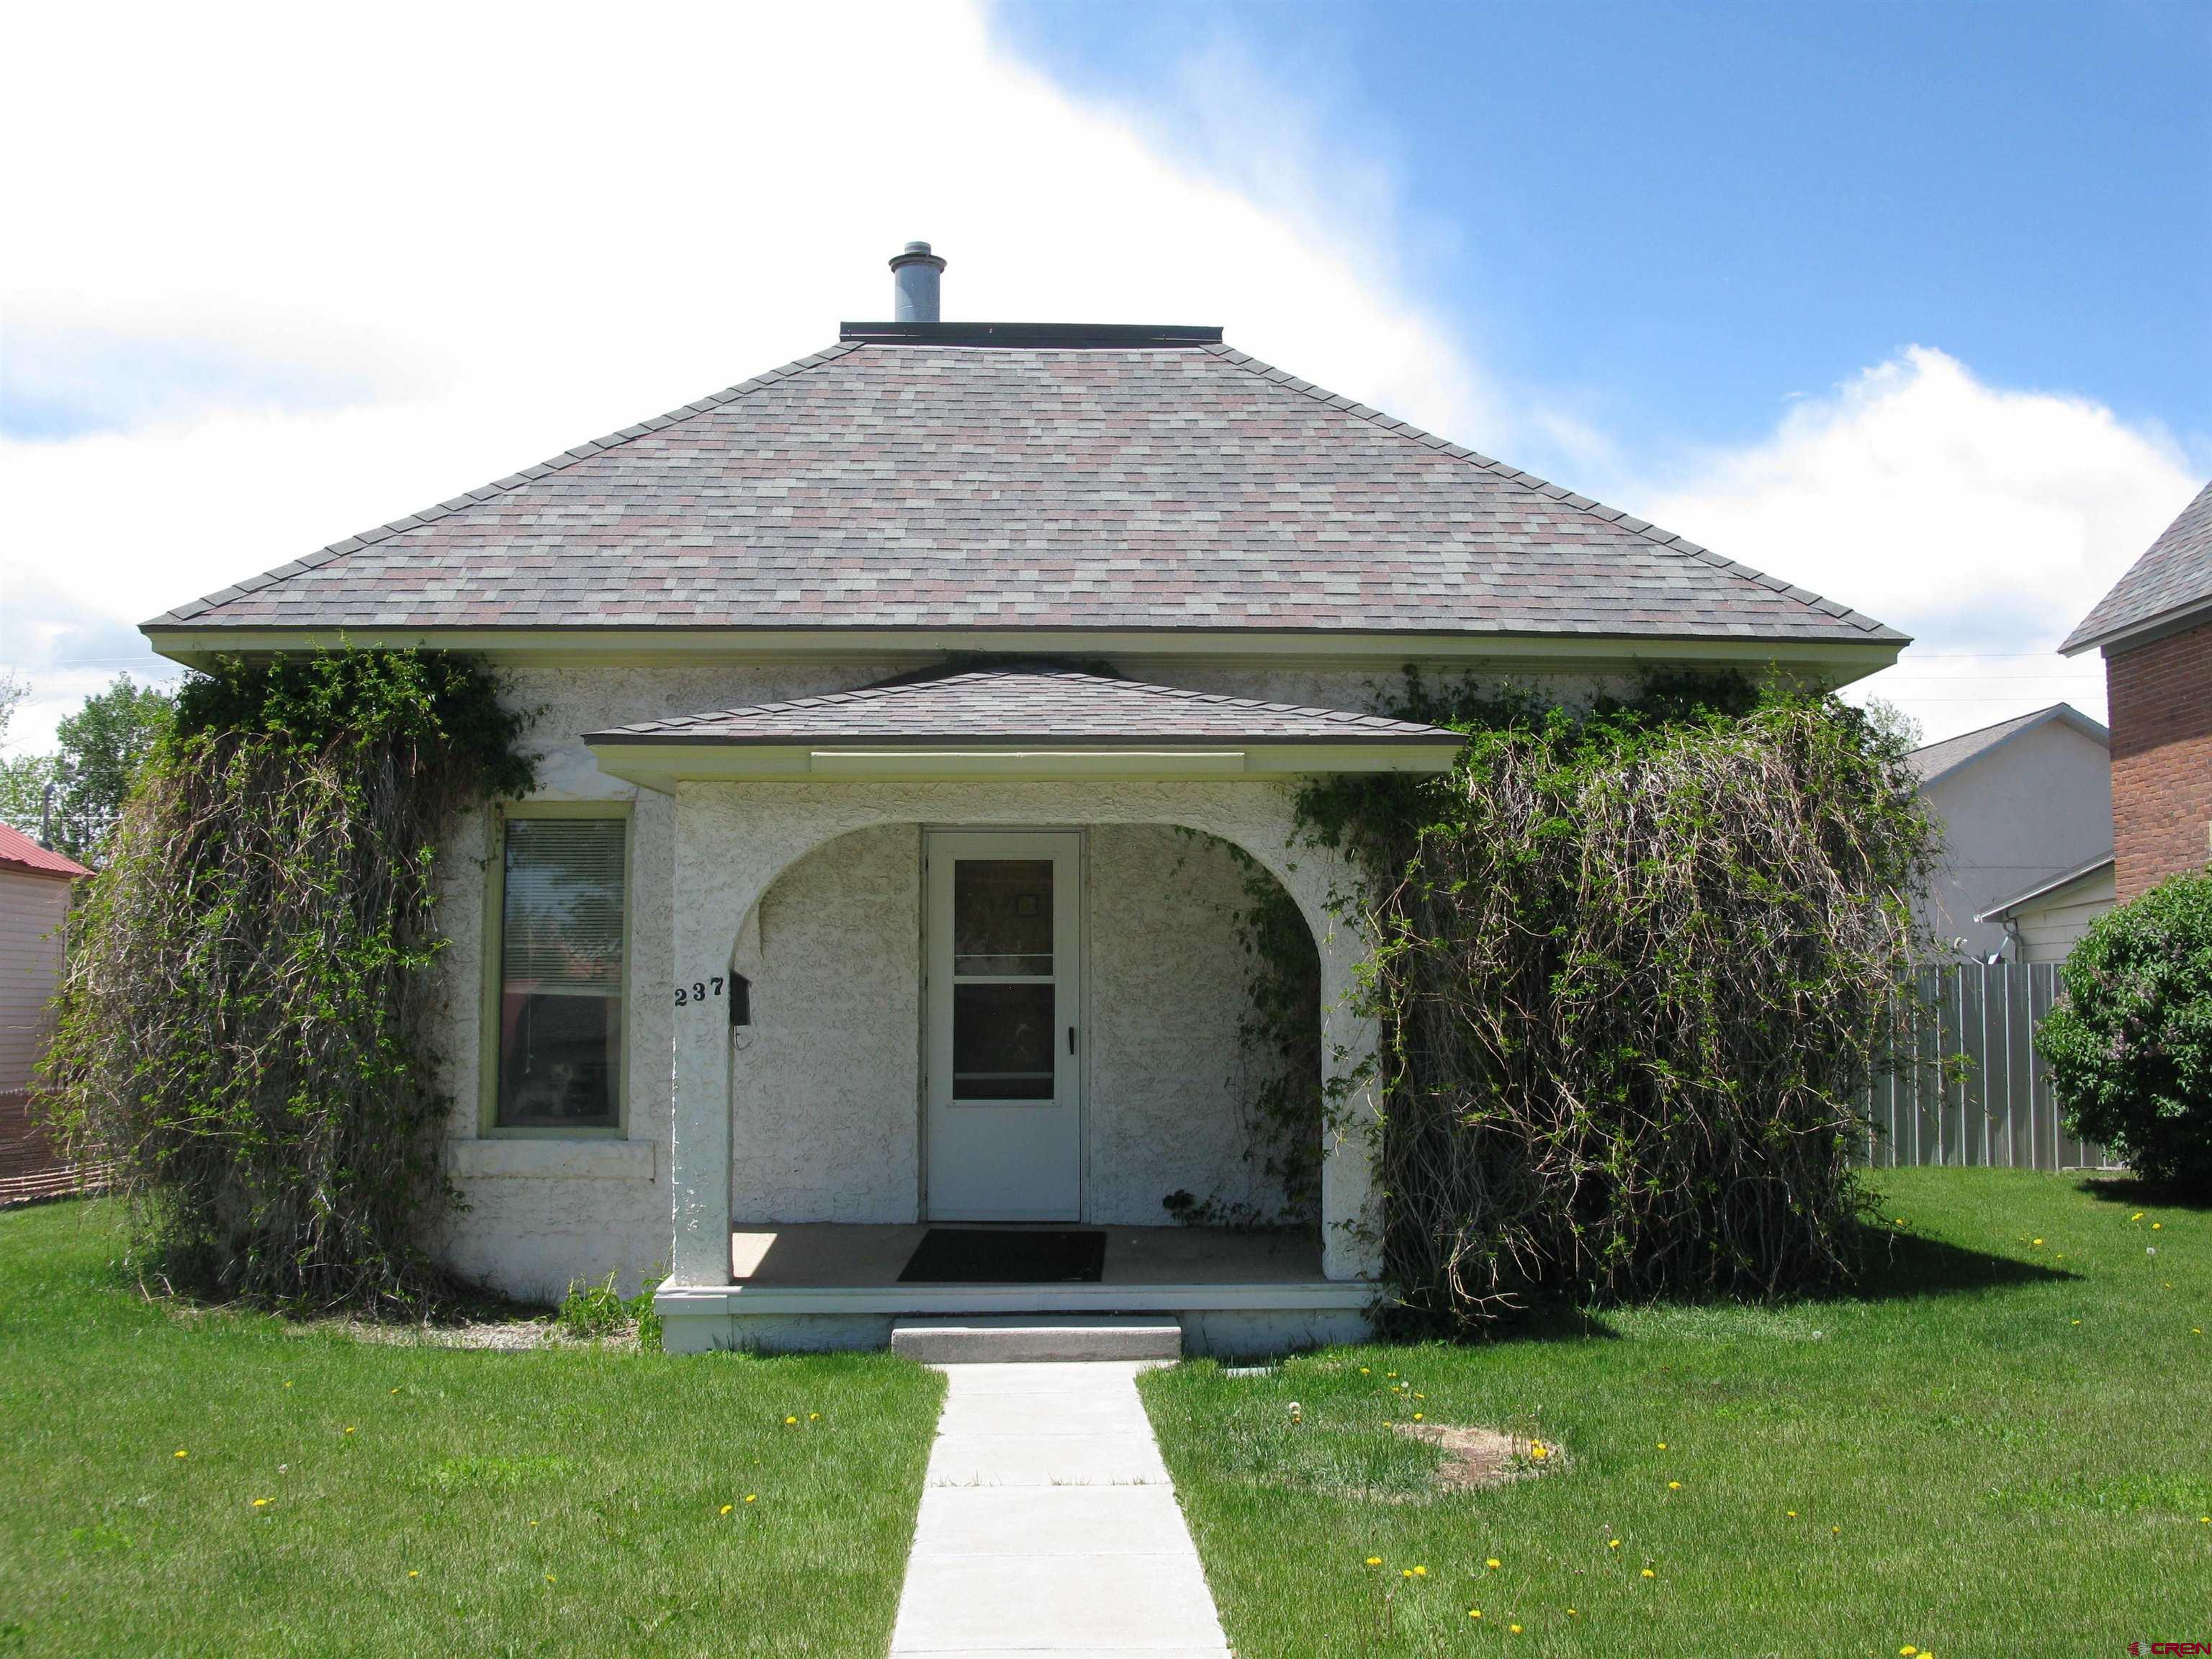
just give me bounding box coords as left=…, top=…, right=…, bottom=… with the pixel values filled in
left=496, top=817, right=626, bottom=1128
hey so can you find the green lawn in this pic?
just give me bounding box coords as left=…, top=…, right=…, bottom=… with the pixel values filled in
left=1143, top=1168, right=2212, bottom=1658
left=0, top=1200, right=943, bottom=1658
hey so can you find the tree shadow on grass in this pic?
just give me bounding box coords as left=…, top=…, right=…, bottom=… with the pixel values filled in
left=2071, top=1173, right=2212, bottom=1213
left=1840, top=1224, right=2075, bottom=1304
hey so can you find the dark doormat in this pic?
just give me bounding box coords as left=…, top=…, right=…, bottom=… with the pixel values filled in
left=897, top=1227, right=1107, bottom=1285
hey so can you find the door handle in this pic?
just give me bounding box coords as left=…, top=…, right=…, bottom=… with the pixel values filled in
left=1067, top=1026, right=1076, bottom=1055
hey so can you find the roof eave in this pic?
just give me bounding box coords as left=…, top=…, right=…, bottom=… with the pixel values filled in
left=1974, top=853, right=2118, bottom=925
left=140, top=622, right=1907, bottom=683
left=2061, top=590, right=2212, bottom=657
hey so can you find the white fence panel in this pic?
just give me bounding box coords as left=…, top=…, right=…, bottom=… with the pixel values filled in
left=1859, top=962, right=2116, bottom=1171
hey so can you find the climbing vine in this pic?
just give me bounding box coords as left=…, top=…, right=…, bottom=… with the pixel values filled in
left=40, top=649, right=534, bottom=1311
left=1295, top=672, right=1936, bottom=1332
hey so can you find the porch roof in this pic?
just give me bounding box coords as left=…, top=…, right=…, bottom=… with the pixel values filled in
left=583, top=666, right=1463, bottom=784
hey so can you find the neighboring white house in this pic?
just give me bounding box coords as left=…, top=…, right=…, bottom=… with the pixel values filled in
left=1976, top=854, right=2118, bottom=964
left=0, top=823, right=89, bottom=1205
left=1907, top=703, right=2113, bottom=961
left=138, top=245, right=1907, bottom=1353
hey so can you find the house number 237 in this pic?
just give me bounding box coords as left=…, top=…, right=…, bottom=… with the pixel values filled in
left=673, top=977, right=724, bottom=1007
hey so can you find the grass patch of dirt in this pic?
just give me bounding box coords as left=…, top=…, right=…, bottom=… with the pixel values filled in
left=1394, top=1422, right=1563, bottom=1491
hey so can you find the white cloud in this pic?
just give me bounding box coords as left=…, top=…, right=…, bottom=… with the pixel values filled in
left=1, top=0, right=1492, bottom=748
left=1635, top=348, right=2203, bottom=742
left=1, top=1, right=2199, bottom=762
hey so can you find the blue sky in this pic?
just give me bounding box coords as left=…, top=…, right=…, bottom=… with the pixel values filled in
left=997, top=0, right=2210, bottom=459
left=2, top=1, right=2206, bottom=751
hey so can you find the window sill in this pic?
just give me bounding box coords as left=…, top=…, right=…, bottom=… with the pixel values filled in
left=446, top=1138, right=656, bottom=1182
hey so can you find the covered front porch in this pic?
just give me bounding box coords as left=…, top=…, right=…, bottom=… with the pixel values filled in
left=583, top=667, right=1460, bottom=1354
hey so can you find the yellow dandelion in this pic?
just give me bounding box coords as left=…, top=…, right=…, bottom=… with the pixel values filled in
left=1531, top=1443, right=1550, bottom=1460
left=1413, top=1565, right=1428, bottom=1577
left=174, top=1449, right=187, bottom=1460
left=2131, top=1212, right=2145, bottom=1221
left=2071, top=1320, right=2081, bottom=1326
left=1831, top=1525, right=1842, bottom=1536
left=343, top=1426, right=356, bottom=1435
left=783, top=1416, right=798, bottom=1426
left=1486, top=1557, right=1501, bottom=1570
left=2152, top=1222, right=2163, bottom=1230
left=1386, top=1370, right=1397, bottom=1377
left=1607, top=1538, right=1622, bottom=1550
left=2200, top=1515, right=2210, bottom=1525
left=809, top=1412, right=820, bottom=1421
left=1365, top=1556, right=1382, bottom=1566
left=745, top=1494, right=756, bottom=1503
left=544, top=1574, right=556, bottom=1584
left=1894, top=1217, right=1905, bottom=1225
left=2031, top=1238, right=2044, bottom=1246
left=251, top=1498, right=270, bottom=1508
left=1902, top=1647, right=1918, bottom=1656
left=530, top=1519, right=539, bottom=1528
left=1567, top=1608, right=1578, bottom=1617
left=1413, top=1413, right=1425, bottom=1422
left=283, top=1381, right=292, bottom=1388
left=1511, top=1624, right=1523, bottom=1635
left=1383, top=1419, right=1394, bottom=1428
left=1414, top=1392, right=1425, bottom=1400
left=720, top=1504, right=733, bottom=1516
left=1359, top=1366, right=1370, bottom=1375
left=1468, top=1609, right=1482, bottom=1620
left=1668, top=1481, right=1681, bottom=1490
left=1641, top=1568, right=1655, bottom=1579
left=390, top=1387, right=400, bottom=1395
left=1786, top=1510, right=1798, bottom=1519
left=407, top=1570, right=419, bottom=1578
left=1401, top=1569, right=1413, bottom=1579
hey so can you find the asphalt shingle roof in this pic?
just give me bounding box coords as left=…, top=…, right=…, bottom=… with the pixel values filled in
left=2063, top=479, right=2212, bottom=653
left=145, top=335, right=1903, bottom=646
left=585, top=667, right=1461, bottom=747
left=1905, top=702, right=2107, bottom=786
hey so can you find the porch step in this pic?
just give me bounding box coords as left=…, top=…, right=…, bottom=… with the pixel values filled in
left=890, top=1316, right=1183, bottom=1364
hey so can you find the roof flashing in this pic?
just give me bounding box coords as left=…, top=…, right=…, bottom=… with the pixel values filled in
left=837, top=320, right=1223, bottom=348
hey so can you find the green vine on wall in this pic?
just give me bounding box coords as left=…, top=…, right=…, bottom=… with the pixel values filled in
left=41, top=649, right=534, bottom=1312
left=1291, top=670, right=1936, bottom=1332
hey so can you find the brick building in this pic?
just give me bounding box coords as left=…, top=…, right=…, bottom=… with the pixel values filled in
left=2064, top=479, right=2212, bottom=901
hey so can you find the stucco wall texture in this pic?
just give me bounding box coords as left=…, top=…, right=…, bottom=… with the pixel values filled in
left=428, top=657, right=1580, bottom=1300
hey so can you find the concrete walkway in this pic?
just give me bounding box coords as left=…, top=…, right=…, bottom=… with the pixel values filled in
left=888, top=1361, right=1233, bottom=1657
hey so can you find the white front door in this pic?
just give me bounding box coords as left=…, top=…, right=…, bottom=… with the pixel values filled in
left=925, top=830, right=1082, bottom=1220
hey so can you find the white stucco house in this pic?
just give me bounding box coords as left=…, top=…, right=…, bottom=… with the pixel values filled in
left=1907, top=703, right=2113, bottom=961
left=139, top=245, right=1905, bottom=1353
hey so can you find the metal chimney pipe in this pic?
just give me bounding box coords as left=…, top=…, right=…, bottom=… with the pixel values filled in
left=889, top=240, right=946, bottom=323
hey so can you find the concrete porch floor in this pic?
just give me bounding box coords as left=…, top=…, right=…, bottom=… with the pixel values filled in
left=730, top=1223, right=1321, bottom=1287
left=655, top=1221, right=1370, bottom=1354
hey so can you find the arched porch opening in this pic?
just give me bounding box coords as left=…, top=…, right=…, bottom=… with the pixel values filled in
left=660, top=778, right=1382, bottom=1308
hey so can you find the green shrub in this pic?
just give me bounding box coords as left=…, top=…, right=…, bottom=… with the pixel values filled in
left=1299, top=673, right=1936, bottom=1331
left=40, top=649, right=533, bottom=1311
left=2039, top=872, right=2212, bottom=1193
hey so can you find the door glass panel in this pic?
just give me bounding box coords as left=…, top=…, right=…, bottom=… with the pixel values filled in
left=953, top=984, right=1056, bottom=1101
left=953, top=859, right=1053, bottom=976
